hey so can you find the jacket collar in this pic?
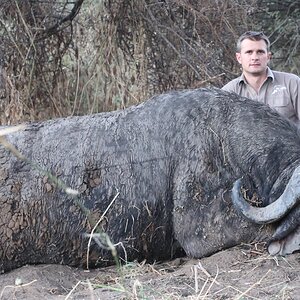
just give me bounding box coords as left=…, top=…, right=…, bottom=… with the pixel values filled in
left=238, top=67, right=274, bottom=84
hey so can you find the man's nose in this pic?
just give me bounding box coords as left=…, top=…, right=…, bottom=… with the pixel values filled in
left=251, top=53, right=259, bottom=60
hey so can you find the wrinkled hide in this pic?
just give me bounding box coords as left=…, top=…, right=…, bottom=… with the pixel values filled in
left=1, top=88, right=300, bottom=273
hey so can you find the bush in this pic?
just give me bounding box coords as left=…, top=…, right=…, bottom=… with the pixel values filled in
left=0, top=0, right=298, bottom=124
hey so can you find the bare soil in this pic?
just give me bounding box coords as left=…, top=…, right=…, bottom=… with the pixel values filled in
left=1, top=243, right=300, bottom=300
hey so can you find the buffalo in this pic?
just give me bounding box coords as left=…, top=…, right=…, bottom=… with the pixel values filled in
left=0, top=88, right=300, bottom=273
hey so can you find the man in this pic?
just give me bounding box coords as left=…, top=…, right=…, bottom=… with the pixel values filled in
left=222, top=31, right=300, bottom=127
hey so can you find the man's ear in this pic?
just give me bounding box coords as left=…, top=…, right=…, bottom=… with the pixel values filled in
left=268, top=51, right=272, bottom=61
left=236, top=52, right=242, bottom=64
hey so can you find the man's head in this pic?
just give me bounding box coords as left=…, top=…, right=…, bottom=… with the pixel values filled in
left=236, top=31, right=271, bottom=53
left=236, top=31, right=272, bottom=76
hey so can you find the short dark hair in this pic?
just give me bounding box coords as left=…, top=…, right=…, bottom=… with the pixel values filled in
left=236, top=31, right=270, bottom=52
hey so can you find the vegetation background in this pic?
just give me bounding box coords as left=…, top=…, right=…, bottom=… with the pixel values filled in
left=0, top=0, right=299, bottom=125
left=0, top=2, right=299, bottom=298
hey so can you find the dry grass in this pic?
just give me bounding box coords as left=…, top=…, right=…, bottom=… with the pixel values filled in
left=0, top=244, right=276, bottom=300
left=2, top=0, right=299, bottom=125
left=40, top=244, right=298, bottom=300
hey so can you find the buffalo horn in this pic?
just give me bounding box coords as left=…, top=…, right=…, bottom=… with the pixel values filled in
left=232, top=165, right=300, bottom=224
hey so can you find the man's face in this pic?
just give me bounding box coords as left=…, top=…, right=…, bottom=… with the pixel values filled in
left=236, top=39, right=271, bottom=76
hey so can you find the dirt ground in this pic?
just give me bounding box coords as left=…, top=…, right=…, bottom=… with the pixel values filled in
left=0, top=243, right=300, bottom=300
